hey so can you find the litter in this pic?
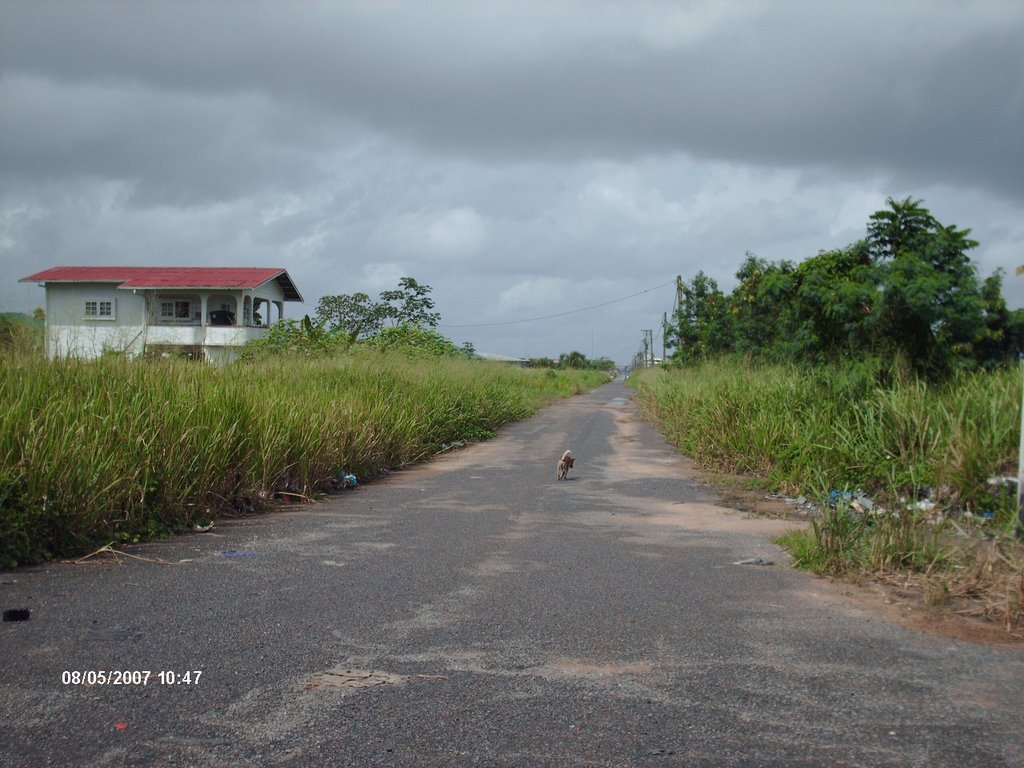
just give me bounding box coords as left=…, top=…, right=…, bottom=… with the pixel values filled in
left=828, top=490, right=854, bottom=505
left=339, top=472, right=358, bottom=489
left=3, top=609, right=30, bottom=622
left=829, top=489, right=875, bottom=511
left=71, top=543, right=171, bottom=565
left=216, top=550, right=262, bottom=558
left=765, top=493, right=818, bottom=513
left=734, top=557, right=775, bottom=566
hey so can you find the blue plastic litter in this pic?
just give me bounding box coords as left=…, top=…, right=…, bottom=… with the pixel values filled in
left=828, top=490, right=854, bottom=505
left=217, top=550, right=262, bottom=558
left=339, top=472, right=358, bottom=489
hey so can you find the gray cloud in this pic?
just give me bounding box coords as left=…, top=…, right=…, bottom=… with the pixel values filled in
left=2, top=1, right=1022, bottom=362
left=4, top=2, right=1021, bottom=197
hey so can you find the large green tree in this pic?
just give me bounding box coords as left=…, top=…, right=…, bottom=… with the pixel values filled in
left=665, top=197, right=1018, bottom=376
left=867, top=197, right=984, bottom=375
left=314, top=277, right=441, bottom=341
left=667, top=271, right=732, bottom=364
left=731, top=254, right=800, bottom=360
left=974, top=269, right=1024, bottom=368
left=379, top=277, right=441, bottom=328
left=313, top=292, right=387, bottom=341
left=791, top=241, right=879, bottom=362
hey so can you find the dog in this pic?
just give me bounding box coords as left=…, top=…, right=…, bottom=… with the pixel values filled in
left=556, top=450, right=575, bottom=481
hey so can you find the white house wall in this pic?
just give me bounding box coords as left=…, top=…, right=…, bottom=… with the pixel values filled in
left=38, top=279, right=289, bottom=361
left=45, top=283, right=147, bottom=359
left=250, top=281, right=286, bottom=325
left=254, top=281, right=286, bottom=304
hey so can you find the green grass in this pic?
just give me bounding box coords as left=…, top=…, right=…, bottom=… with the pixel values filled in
left=634, top=358, right=1020, bottom=522
left=633, top=358, right=1023, bottom=630
left=0, top=351, right=606, bottom=567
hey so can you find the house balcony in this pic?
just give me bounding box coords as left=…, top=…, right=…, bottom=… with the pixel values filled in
left=146, top=324, right=269, bottom=347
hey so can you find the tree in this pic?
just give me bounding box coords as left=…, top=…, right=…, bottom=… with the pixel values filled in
left=866, top=196, right=937, bottom=261
left=314, top=276, right=441, bottom=341
left=314, top=292, right=386, bottom=341
left=731, top=254, right=799, bottom=360
left=867, top=197, right=984, bottom=375
left=666, top=271, right=732, bottom=364
left=379, top=277, right=441, bottom=328
left=974, top=269, right=1024, bottom=367
left=665, top=197, right=1018, bottom=377
left=559, top=350, right=588, bottom=369
left=792, top=242, right=879, bottom=362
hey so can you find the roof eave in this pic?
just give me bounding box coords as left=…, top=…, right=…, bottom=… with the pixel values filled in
left=270, top=270, right=304, bottom=302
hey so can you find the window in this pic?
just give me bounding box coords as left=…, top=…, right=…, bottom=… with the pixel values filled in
left=159, top=300, right=194, bottom=322
left=84, top=299, right=114, bottom=320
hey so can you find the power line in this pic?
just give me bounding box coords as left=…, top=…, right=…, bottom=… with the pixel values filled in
left=438, top=279, right=676, bottom=329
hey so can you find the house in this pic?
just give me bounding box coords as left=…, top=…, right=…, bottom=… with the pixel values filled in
left=19, top=266, right=303, bottom=363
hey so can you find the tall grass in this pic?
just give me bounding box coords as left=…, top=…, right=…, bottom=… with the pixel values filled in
left=635, top=358, right=1023, bottom=629
left=635, top=358, right=1019, bottom=514
left=0, top=352, right=605, bottom=567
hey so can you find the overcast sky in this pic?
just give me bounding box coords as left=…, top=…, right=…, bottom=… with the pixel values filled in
left=2, top=1, right=1022, bottom=364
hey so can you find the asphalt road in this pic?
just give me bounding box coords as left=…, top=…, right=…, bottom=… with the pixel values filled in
left=2, top=381, right=1023, bottom=767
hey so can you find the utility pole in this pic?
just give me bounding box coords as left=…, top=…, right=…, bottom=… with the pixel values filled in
left=676, top=275, right=684, bottom=357
left=1018, top=352, right=1023, bottom=539
left=1017, top=265, right=1024, bottom=539
left=661, top=311, right=667, bottom=363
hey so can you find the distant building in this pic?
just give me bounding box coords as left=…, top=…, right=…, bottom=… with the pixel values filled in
left=19, top=266, right=303, bottom=363
left=476, top=352, right=528, bottom=364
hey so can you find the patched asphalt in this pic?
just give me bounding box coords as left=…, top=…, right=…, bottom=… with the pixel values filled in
left=2, top=381, right=1023, bottom=767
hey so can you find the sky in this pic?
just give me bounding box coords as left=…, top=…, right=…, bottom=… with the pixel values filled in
left=2, top=0, right=1022, bottom=365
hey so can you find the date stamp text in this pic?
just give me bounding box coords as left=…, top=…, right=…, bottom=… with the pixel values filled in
left=62, top=670, right=202, bottom=686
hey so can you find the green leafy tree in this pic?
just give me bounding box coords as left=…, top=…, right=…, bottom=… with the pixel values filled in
left=867, top=197, right=984, bottom=375
left=667, top=271, right=732, bottom=364
left=665, top=197, right=1019, bottom=377
left=559, top=350, right=588, bottom=369
left=550, top=351, right=615, bottom=371
left=731, top=254, right=800, bottom=360
left=314, top=292, right=386, bottom=341
left=314, top=276, right=441, bottom=343
left=792, top=242, right=879, bottom=362
left=379, top=277, right=441, bottom=328
left=974, top=269, right=1024, bottom=367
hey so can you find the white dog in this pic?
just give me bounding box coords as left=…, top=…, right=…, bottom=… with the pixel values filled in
left=557, top=450, right=575, bottom=481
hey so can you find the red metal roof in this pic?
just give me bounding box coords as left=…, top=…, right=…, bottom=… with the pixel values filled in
left=20, top=267, right=303, bottom=302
